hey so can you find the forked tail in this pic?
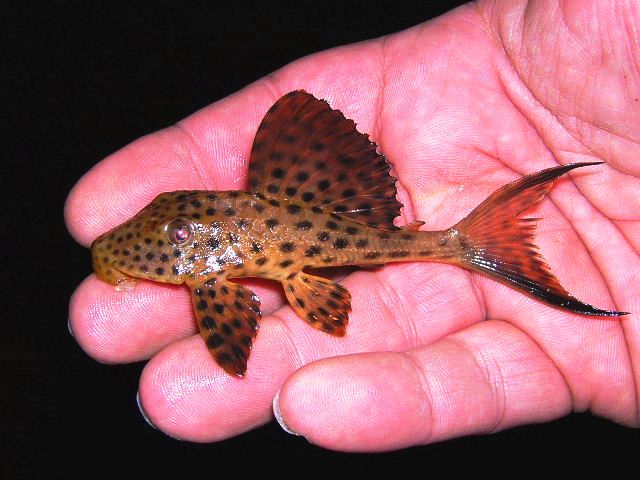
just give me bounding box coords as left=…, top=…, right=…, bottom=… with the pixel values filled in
left=451, top=162, right=627, bottom=316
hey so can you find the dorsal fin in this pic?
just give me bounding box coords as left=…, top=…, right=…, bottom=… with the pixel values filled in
left=247, top=90, right=402, bottom=229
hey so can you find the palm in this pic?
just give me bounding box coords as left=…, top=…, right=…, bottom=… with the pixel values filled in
left=66, top=1, right=639, bottom=450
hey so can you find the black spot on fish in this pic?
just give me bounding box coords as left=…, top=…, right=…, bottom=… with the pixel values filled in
left=333, top=238, right=349, bottom=249
left=287, top=204, right=301, bottom=215
left=342, top=189, right=356, bottom=198
left=358, top=203, right=373, bottom=215
left=305, top=246, right=321, bottom=257
left=317, top=179, right=330, bottom=191
left=221, top=323, right=233, bottom=336
left=280, top=242, right=295, bottom=253
left=317, top=231, right=330, bottom=242
left=207, top=334, right=224, bottom=349
left=201, top=316, right=216, bottom=329
left=265, top=218, right=278, bottom=230
left=296, top=220, right=313, bottom=230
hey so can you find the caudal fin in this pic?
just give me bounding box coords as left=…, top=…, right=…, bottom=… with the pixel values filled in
left=452, top=163, right=628, bottom=316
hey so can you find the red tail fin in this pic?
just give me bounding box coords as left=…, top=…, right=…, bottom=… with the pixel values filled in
left=453, top=162, right=627, bottom=316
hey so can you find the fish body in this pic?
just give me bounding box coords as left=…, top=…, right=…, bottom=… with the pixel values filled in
left=92, top=190, right=451, bottom=285
left=91, top=90, right=627, bottom=376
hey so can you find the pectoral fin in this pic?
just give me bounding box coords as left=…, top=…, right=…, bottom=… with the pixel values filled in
left=283, top=272, right=351, bottom=336
left=189, top=279, right=261, bottom=377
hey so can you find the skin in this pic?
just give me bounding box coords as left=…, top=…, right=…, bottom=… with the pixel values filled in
left=65, top=0, right=639, bottom=451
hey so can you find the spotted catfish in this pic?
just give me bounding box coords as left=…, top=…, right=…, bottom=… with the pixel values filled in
left=91, top=90, right=628, bottom=376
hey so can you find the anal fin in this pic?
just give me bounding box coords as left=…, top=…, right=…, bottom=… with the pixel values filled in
left=283, top=272, right=351, bottom=336
left=188, top=279, right=262, bottom=376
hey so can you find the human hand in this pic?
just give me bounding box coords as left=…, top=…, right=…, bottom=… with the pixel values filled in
left=66, top=0, right=639, bottom=451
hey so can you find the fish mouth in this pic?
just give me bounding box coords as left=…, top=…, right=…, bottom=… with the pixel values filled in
left=91, top=255, right=138, bottom=287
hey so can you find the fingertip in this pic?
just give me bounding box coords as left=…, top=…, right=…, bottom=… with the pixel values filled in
left=136, top=390, right=158, bottom=431
left=275, top=353, right=428, bottom=452
left=69, top=276, right=120, bottom=364
left=272, top=389, right=301, bottom=436
left=69, top=275, right=194, bottom=363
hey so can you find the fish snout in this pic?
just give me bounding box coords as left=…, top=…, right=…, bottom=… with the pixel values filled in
left=90, top=231, right=131, bottom=285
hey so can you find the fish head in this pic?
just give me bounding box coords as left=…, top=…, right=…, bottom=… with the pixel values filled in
left=91, top=191, right=219, bottom=286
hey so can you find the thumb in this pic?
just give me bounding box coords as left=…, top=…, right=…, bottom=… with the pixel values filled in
left=273, top=321, right=570, bottom=452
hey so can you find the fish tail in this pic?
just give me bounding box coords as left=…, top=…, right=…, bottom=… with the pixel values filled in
left=450, top=162, right=628, bottom=316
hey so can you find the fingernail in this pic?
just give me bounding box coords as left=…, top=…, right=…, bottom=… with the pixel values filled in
left=136, top=391, right=158, bottom=430
left=67, top=317, right=74, bottom=337
left=272, top=389, right=300, bottom=436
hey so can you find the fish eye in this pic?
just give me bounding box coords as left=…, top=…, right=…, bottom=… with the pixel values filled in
left=166, top=220, right=193, bottom=245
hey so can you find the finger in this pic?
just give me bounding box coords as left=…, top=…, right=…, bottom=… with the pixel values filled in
left=69, top=275, right=286, bottom=363
left=64, top=90, right=270, bottom=247
left=274, top=320, right=571, bottom=452
left=136, top=256, right=637, bottom=442
left=64, top=42, right=386, bottom=248
left=136, top=262, right=484, bottom=441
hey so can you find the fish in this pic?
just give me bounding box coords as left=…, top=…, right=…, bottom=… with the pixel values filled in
left=90, top=90, right=628, bottom=377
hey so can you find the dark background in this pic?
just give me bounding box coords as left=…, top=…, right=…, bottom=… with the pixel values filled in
left=4, top=1, right=637, bottom=477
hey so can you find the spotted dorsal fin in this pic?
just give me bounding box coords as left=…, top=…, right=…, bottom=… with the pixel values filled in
left=247, top=90, right=402, bottom=229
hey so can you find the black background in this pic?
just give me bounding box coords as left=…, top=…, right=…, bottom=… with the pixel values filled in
left=4, top=1, right=637, bottom=477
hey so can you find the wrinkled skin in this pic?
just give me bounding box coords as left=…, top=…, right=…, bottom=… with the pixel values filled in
left=65, top=0, right=639, bottom=451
